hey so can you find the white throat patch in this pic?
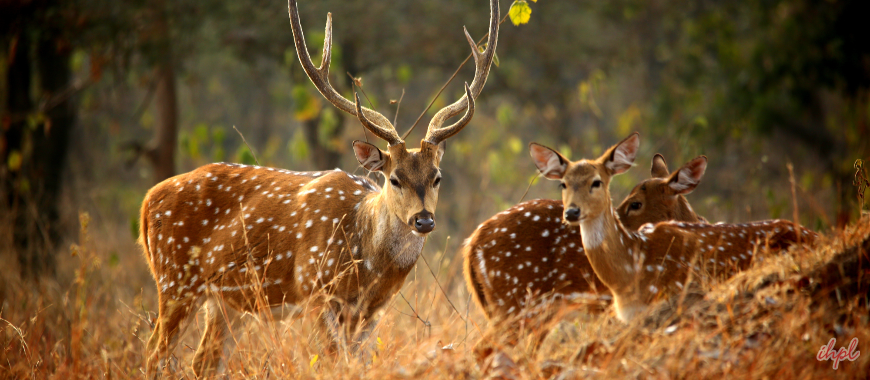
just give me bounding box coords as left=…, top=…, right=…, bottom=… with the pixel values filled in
left=580, top=214, right=607, bottom=249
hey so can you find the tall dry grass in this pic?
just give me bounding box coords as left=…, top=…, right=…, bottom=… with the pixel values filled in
left=2, top=211, right=868, bottom=379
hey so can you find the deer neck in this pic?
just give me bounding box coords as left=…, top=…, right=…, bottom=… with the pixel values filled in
left=579, top=201, right=641, bottom=304
left=356, top=190, right=424, bottom=272
left=675, top=195, right=701, bottom=222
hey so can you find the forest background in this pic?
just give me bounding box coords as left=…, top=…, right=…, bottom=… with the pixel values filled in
left=1, top=0, right=868, bottom=377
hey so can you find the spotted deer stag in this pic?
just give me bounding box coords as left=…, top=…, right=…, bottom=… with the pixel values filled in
left=530, top=133, right=818, bottom=322
left=463, top=154, right=708, bottom=321
left=140, top=0, right=499, bottom=376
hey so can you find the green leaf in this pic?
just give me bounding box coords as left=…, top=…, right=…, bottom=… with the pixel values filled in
left=289, top=129, right=310, bottom=162
left=478, top=45, right=497, bottom=67
left=509, top=0, right=532, bottom=26
left=318, top=108, right=338, bottom=145
left=235, top=145, right=257, bottom=165
left=212, top=126, right=226, bottom=145
left=130, top=216, right=140, bottom=239
left=213, top=147, right=225, bottom=162
left=396, top=65, right=412, bottom=84
left=292, top=85, right=321, bottom=121
left=108, top=251, right=120, bottom=268
left=194, top=123, right=209, bottom=142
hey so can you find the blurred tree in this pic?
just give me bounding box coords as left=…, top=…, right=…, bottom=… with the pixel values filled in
left=140, top=0, right=178, bottom=184
left=621, top=0, right=870, bottom=225
left=1, top=0, right=76, bottom=280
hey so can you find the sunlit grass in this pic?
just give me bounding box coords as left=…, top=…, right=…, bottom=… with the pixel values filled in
left=2, top=214, right=868, bottom=378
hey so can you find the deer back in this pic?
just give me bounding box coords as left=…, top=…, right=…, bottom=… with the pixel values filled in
left=140, top=163, right=419, bottom=314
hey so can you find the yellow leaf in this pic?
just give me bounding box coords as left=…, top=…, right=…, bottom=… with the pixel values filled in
left=617, top=105, right=641, bottom=137
left=508, top=1, right=532, bottom=26
left=309, top=354, right=318, bottom=368
left=7, top=150, right=22, bottom=172
left=508, top=136, right=522, bottom=154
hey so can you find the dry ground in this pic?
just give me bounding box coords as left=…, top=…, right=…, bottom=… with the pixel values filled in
left=2, top=213, right=868, bottom=379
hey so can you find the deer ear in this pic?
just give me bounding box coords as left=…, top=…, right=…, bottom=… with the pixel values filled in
left=650, top=154, right=670, bottom=178
left=353, top=141, right=388, bottom=172
left=604, top=132, right=640, bottom=175
left=529, top=143, right=568, bottom=180
left=434, top=140, right=446, bottom=164
left=667, top=155, right=707, bottom=194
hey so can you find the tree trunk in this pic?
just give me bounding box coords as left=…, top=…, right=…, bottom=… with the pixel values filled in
left=148, top=62, right=178, bottom=183
left=144, top=0, right=177, bottom=184
left=296, top=40, right=360, bottom=170
left=2, top=21, right=75, bottom=280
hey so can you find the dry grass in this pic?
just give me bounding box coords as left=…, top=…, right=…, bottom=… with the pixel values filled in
left=2, top=213, right=868, bottom=379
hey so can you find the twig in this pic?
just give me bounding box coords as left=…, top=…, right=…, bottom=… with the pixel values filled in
left=392, top=89, right=405, bottom=130
left=419, top=249, right=466, bottom=323
left=233, top=125, right=260, bottom=166
left=398, top=291, right=431, bottom=332
left=854, top=159, right=869, bottom=211
left=426, top=235, right=452, bottom=321
left=401, top=13, right=510, bottom=140
left=518, top=173, right=541, bottom=203
left=346, top=72, right=371, bottom=143
left=787, top=163, right=801, bottom=244
left=347, top=72, right=375, bottom=108
left=463, top=292, right=472, bottom=348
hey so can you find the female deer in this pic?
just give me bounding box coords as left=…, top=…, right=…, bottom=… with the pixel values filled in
left=462, top=154, right=708, bottom=320
left=529, top=133, right=817, bottom=322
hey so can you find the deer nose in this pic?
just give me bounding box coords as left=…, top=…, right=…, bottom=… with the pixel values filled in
left=564, top=207, right=581, bottom=222
left=413, top=211, right=436, bottom=234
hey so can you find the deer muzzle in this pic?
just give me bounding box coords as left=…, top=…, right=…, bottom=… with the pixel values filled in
left=412, top=210, right=436, bottom=234
left=564, top=206, right=581, bottom=222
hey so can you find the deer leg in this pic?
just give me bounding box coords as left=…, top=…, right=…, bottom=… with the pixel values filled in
left=350, top=315, right=379, bottom=359
left=192, top=298, right=241, bottom=377
left=318, top=307, right=346, bottom=355
left=145, top=294, right=200, bottom=379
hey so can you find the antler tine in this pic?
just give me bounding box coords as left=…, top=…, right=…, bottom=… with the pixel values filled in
left=355, top=93, right=403, bottom=146
left=426, top=83, right=475, bottom=145
left=424, top=0, right=499, bottom=144
left=288, top=0, right=399, bottom=144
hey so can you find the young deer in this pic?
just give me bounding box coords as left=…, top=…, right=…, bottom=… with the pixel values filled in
left=140, top=0, right=499, bottom=376
left=530, top=133, right=818, bottom=322
left=462, top=154, right=708, bottom=320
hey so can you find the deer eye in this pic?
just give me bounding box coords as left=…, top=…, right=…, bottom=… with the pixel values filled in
left=629, top=201, right=642, bottom=211
left=389, top=178, right=400, bottom=187
left=433, top=177, right=441, bottom=187
left=559, top=182, right=567, bottom=190
left=591, top=180, right=602, bottom=189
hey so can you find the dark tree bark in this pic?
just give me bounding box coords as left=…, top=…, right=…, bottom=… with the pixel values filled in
left=147, top=62, right=178, bottom=183
left=1, top=14, right=75, bottom=280
left=142, top=0, right=178, bottom=184
left=296, top=40, right=361, bottom=170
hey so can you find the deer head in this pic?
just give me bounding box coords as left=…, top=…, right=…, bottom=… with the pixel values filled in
left=288, top=0, right=498, bottom=234
left=616, top=153, right=708, bottom=226
left=529, top=133, right=641, bottom=226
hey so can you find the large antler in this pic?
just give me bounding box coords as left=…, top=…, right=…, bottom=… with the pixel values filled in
left=424, top=0, right=499, bottom=145
left=288, top=0, right=403, bottom=146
